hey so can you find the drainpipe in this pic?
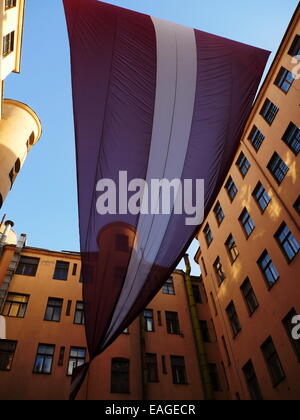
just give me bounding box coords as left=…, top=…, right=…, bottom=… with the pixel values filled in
left=139, top=313, right=148, bottom=400
left=184, top=254, right=214, bottom=401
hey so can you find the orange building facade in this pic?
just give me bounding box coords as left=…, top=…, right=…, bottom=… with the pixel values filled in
left=0, top=240, right=228, bottom=400
left=195, top=7, right=300, bottom=400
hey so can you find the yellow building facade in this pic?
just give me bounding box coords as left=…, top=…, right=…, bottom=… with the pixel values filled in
left=0, top=0, right=41, bottom=209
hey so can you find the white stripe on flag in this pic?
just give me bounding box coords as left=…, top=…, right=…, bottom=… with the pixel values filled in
left=103, top=17, right=198, bottom=347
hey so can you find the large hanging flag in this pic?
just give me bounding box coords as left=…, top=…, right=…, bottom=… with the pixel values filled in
left=63, top=0, right=269, bottom=398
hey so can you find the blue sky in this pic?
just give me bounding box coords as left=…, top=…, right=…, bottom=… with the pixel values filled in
left=2, top=0, right=298, bottom=274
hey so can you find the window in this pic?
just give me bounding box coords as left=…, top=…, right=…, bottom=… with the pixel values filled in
left=275, top=222, right=300, bottom=262
left=2, top=293, right=29, bottom=318
left=162, top=356, right=167, bottom=374
left=267, top=152, right=289, bottom=184
left=111, top=358, right=130, bottom=393
left=33, top=344, right=55, bottom=374
left=162, top=277, right=175, bottom=295
left=288, top=34, right=300, bottom=57
left=240, top=278, right=259, bottom=315
left=261, top=337, right=285, bottom=387
left=192, top=284, right=202, bottom=303
left=15, top=256, right=39, bottom=277
left=260, top=99, right=279, bottom=125
left=53, top=261, right=69, bottom=281
left=44, top=298, right=63, bottom=322
left=58, top=347, right=65, bottom=367
left=294, top=196, right=300, bottom=215
left=222, top=336, right=231, bottom=366
left=236, top=152, right=251, bottom=177
left=3, top=31, right=15, bottom=57
left=213, top=257, right=226, bottom=286
left=208, top=364, right=222, bottom=391
left=74, top=301, right=85, bottom=325
left=144, top=309, right=154, bottom=332
left=226, top=301, right=241, bottom=337
left=115, top=234, right=129, bottom=252
left=66, top=300, right=72, bottom=316
left=225, top=234, right=239, bottom=263
left=275, top=67, right=294, bottom=93
left=248, top=126, right=265, bottom=151
left=157, top=311, right=162, bottom=326
left=239, top=208, right=255, bottom=238
left=0, top=340, right=17, bottom=371
left=67, top=347, right=86, bottom=376
left=170, top=356, right=187, bottom=385
left=253, top=182, right=271, bottom=212
left=282, top=309, right=300, bottom=361
left=199, top=320, right=211, bottom=343
left=242, top=360, right=263, bottom=400
left=72, top=264, right=78, bottom=276
left=282, top=122, right=300, bottom=155
left=258, top=250, right=280, bottom=289
left=146, top=354, right=159, bottom=383
left=214, top=202, right=225, bottom=226
left=5, top=0, right=17, bottom=9
left=225, top=177, right=238, bottom=202
left=203, top=224, right=213, bottom=247
left=165, top=311, right=180, bottom=335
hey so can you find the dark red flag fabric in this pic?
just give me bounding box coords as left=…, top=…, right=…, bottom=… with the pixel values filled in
left=63, top=0, right=270, bottom=398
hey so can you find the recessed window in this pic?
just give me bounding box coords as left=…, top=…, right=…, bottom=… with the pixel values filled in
left=15, top=256, right=40, bottom=277
left=248, top=126, right=265, bottom=151
left=0, top=340, right=17, bottom=371
left=225, top=234, right=239, bottom=263
left=294, top=196, right=300, bottom=215
left=1, top=293, right=29, bottom=318
left=165, top=311, right=180, bottom=335
left=5, top=0, right=17, bottom=10
left=260, top=99, right=279, bottom=125
left=282, top=122, right=300, bottom=155
left=239, top=208, right=255, bottom=238
left=33, top=344, right=55, bottom=375
left=213, top=257, right=226, bottom=286
left=58, top=347, right=65, bottom=367
left=111, top=358, right=130, bottom=393
left=282, top=309, right=300, bottom=362
left=162, top=277, right=175, bottom=295
left=261, top=337, right=285, bottom=387
left=170, top=356, right=187, bottom=385
left=199, top=320, right=211, bottom=343
left=240, top=278, right=259, bottom=315
left=72, top=264, right=78, bottom=276
left=53, top=261, right=69, bottom=281
left=3, top=31, right=15, bottom=57
left=288, top=34, right=300, bottom=57
left=253, top=182, right=271, bottom=213
left=144, top=309, right=154, bottom=332
left=44, top=298, right=63, bottom=322
left=192, top=284, right=202, bottom=303
left=267, top=152, right=289, bottom=185
left=257, top=250, right=280, bottom=289
left=275, top=222, right=300, bottom=262
left=146, top=353, right=159, bottom=383
left=208, top=364, right=222, bottom=392
left=74, top=301, right=85, bottom=325
left=225, top=177, right=238, bottom=202
left=213, top=202, right=225, bottom=226
left=67, top=347, right=86, bottom=376
left=236, top=152, right=251, bottom=178
left=274, top=67, right=294, bottom=93
left=226, top=301, right=241, bottom=337
left=203, top=223, right=213, bottom=247
left=242, top=360, right=263, bottom=400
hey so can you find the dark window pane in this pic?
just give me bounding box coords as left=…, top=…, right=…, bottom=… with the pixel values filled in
left=208, top=364, right=222, bottom=391
left=0, top=340, right=17, bottom=371
left=162, top=277, right=175, bottom=295
left=203, top=224, right=213, bottom=247
left=111, top=358, right=130, bottom=393
left=225, top=234, right=239, bottom=263
left=146, top=353, right=159, bottom=383
left=74, top=301, right=85, bottom=325
left=241, top=278, right=259, bottom=315
left=248, top=126, right=265, bottom=151
left=170, top=356, right=187, bottom=385
left=213, top=257, right=226, bottom=286
left=288, top=35, right=300, bottom=57
left=260, top=99, right=279, bottom=125
left=261, top=337, right=285, bottom=387
left=253, top=182, right=271, bottom=212
left=199, top=320, right=211, bottom=343
left=44, top=298, right=63, bottom=322
left=239, top=209, right=255, bottom=238
left=282, top=122, right=300, bottom=155
left=192, top=285, right=202, bottom=303
left=33, top=344, right=55, bottom=374
left=258, top=250, right=280, bottom=288
left=68, top=347, right=86, bottom=376
left=166, top=311, right=180, bottom=335
left=1, top=293, right=29, bottom=318
left=214, top=202, right=225, bottom=225
left=243, top=360, right=263, bottom=400
left=267, top=152, right=289, bottom=185
left=15, top=257, right=39, bottom=277
left=225, top=177, right=238, bottom=201
left=226, top=302, right=241, bottom=337
left=144, top=309, right=154, bottom=332
left=53, top=261, right=69, bottom=281
left=275, top=222, right=300, bottom=262
left=236, top=152, right=251, bottom=177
